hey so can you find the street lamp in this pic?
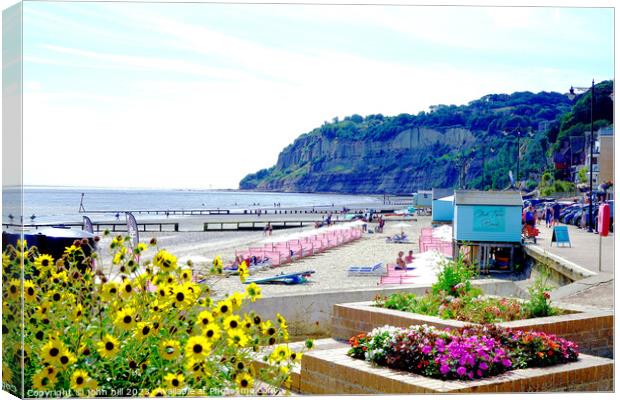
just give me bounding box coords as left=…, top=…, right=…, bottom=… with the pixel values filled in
left=567, top=79, right=595, bottom=233
left=502, top=126, right=530, bottom=190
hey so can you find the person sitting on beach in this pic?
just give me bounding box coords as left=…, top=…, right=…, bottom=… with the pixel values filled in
left=405, top=250, right=414, bottom=264
left=395, top=251, right=407, bottom=270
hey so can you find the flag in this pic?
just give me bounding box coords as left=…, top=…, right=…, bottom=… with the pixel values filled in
left=82, top=216, right=94, bottom=234
left=126, top=212, right=139, bottom=248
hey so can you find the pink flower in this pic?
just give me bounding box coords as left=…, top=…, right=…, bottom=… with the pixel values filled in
left=502, top=358, right=512, bottom=368
left=457, top=367, right=467, bottom=376
left=422, top=345, right=432, bottom=355
left=440, top=364, right=450, bottom=375
left=479, top=362, right=488, bottom=370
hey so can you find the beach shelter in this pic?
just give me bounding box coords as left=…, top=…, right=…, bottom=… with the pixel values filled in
left=453, top=190, right=523, bottom=272
left=432, top=188, right=455, bottom=223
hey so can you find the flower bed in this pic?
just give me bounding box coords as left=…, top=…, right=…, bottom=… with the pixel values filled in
left=375, top=257, right=561, bottom=324
left=348, top=324, right=579, bottom=381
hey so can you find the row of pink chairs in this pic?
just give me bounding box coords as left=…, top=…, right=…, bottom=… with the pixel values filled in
left=419, top=227, right=452, bottom=258
left=379, top=264, right=418, bottom=285
left=235, top=227, right=362, bottom=267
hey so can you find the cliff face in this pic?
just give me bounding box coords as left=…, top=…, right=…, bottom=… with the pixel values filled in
left=241, top=127, right=477, bottom=194
left=240, top=90, right=575, bottom=194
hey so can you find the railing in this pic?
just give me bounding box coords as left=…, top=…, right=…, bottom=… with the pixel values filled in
left=2, top=222, right=179, bottom=232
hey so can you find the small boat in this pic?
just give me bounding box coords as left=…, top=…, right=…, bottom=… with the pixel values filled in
left=243, top=270, right=315, bottom=285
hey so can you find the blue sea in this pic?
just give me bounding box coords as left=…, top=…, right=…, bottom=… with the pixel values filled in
left=3, top=186, right=382, bottom=224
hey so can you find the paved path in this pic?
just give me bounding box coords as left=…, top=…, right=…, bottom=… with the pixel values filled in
left=528, top=223, right=614, bottom=309
left=529, top=223, right=614, bottom=274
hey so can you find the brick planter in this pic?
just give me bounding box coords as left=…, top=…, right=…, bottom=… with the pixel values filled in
left=332, top=301, right=613, bottom=358
left=300, top=347, right=614, bottom=394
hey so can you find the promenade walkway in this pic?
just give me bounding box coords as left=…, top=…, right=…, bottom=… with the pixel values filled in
left=526, top=223, right=614, bottom=309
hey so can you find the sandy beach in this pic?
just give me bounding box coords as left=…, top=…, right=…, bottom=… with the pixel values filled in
left=96, top=216, right=443, bottom=298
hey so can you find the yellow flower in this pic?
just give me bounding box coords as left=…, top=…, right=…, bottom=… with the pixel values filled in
left=97, top=334, right=120, bottom=358
left=50, top=271, right=68, bottom=284
left=228, top=292, right=245, bottom=310
left=64, top=245, right=80, bottom=255
left=32, top=369, right=57, bottom=391
left=185, top=358, right=208, bottom=379
left=235, top=372, right=254, bottom=391
left=226, top=328, right=249, bottom=347
left=41, top=338, right=66, bottom=364
left=170, top=285, right=192, bottom=309
left=6, top=279, right=20, bottom=299
left=276, top=313, right=288, bottom=328
left=238, top=262, right=249, bottom=283
left=245, top=283, right=262, bottom=302
left=100, top=282, right=119, bottom=301
left=134, top=322, right=152, bottom=340
left=2, top=363, right=13, bottom=383
left=213, top=256, right=223, bottom=268
left=23, top=280, right=36, bottom=302
left=223, top=315, right=242, bottom=330
left=70, top=370, right=90, bottom=392
left=72, top=304, right=84, bottom=321
left=134, top=243, right=148, bottom=254
left=261, top=321, right=277, bottom=337
left=155, top=284, right=171, bottom=300
left=270, top=345, right=291, bottom=363
left=149, top=388, right=167, bottom=397
left=195, top=310, right=214, bottom=329
left=179, top=269, right=192, bottom=281
left=119, top=278, right=134, bottom=298
left=160, top=340, right=180, bottom=361
left=114, top=307, right=136, bottom=330
left=154, top=250, right=177, bottom=272
left=34, top=254, right=54, bottom=273
left=185, top=336, right=211, bottom=360
left=2, top=253, right=10, bottom=268
left=216, top=300, right=233, bottom=316
left=203, top=323, right=221, bottom=342
left=163, top=372, right=184, bottom=390
left=290, top=352, right=303, bottom=363
left=55, top=350, right=77, bottom=370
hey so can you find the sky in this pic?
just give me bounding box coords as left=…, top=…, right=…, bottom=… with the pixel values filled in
left=11, top=0, right=616, bottom=189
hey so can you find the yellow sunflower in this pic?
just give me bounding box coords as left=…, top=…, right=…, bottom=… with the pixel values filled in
left=185, top=336, right=211, bottom=360
left=270, top=345, right=291, bottom=363
left=169, top=285, right=192, bottom=309
left=163, top=373, right=185, bottom=390
left=6, top=279, right=20, bottom=299
left=100, top=282, right=119, bottom=301
left=69, top=370, right=90, bottom=392
left=179, top=269, right=192, bottom=281
left=2, top=363, right=13, bottom=383
left=114, top=307, right=136, bottom=330
left=119, top=279, right=134, bottom=298
left=97, top=334, right=120, bottom=358
left=41, top=338, right=66, bottom=364
left=34, top=254, right=54, bottom=273
left=228, top=292, right=245, bottom=310
left=223, top=315, right=241, bottom=330
left=149, top=388, right=167, bottom=397
left=195, top=310, right=214, bottom=330
left=202, top=323, right=221, bottom=342
left=54, top=350, right=77, bottom=370
left=226, top=328, right=249, bottom=348
left=235, top=372, right=254, bottom=392
left=32, top=369, right=57, bottom=391
left=23, top=280, right=36, bottom=302
left=71, top=304, right=84, bottom=321
left=134, top=322, right=152, bottom=340
left=160, top=339, right=180, bottom=361
left=245, top=283, right=262, bottom=302
left=216, top=299, right=233, bottom=316
left=153, top=250, right=177, bottom=272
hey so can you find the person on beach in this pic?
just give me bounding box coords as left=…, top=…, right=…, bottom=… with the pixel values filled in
left=267, top=222, right=273, bottom=236
left=395, top=251, right=407, bottom=270
left=405, top=250, right=414, bottom=264
left=545, top=205, right=553, bottom=228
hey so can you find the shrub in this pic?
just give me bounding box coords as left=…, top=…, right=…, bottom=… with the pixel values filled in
left=2, top=237, right=303, bottom=397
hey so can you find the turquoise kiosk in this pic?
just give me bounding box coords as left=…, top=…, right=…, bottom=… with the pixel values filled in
left=453, top=190, right=523, bottom=273
left=432, top=188, right=454, bottom=224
